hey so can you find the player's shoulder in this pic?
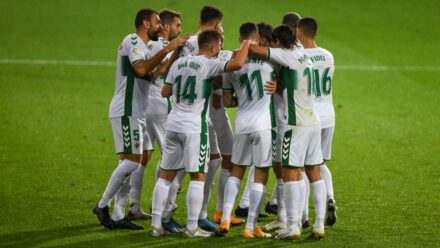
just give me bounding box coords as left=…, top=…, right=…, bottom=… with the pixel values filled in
left=318, top=47, right=334, bottom=62
left=218, top=50, right=233, bottom=61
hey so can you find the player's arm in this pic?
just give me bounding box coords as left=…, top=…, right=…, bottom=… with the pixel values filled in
left=222, top=73, right=238, bottom=108
left=225, top=40, right=252, bottom=72
left=161, top=83, right=172, bottom=97
left=249, top=45, right=269, bottom=60
left=132, top=37, right=186, bottom=77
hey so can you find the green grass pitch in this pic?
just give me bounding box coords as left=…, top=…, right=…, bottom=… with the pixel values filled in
left=1, top=0, right=440, bottom=247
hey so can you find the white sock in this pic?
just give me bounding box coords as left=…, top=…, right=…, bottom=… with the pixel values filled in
left=162, top=170, right=185, bottom=222
left=155, top=159, right=162, bottom=182
left=311, top=180, right=327, bottom=230
left=187, top=181, right=205, bottom=230
left=221, top=176, right=241, bottom=222
left=269, top=185, right=278, bottom=205
left=284, top=180, right=301, bottom=228
left=129, top=165, right=145, bottom=212
left=112, top=175, right=131, bottom=221
left=298, top=178, right=306, bottom=222
left=276, top=179, right=287, bottom=223
left=151, top=178, right=171, bottom=228
left=239, top=166, right=254, bottom=208
left=246, top=183, right=265, bottom=230
left=199, top=158, right=221, bottom=219
left=98, top=159, right=139, bottom=208
left=301, top=171, right=310, bottom=222
left=321, top=163, right=334, bottom=201
left=216, top=168, right=231, bottom=211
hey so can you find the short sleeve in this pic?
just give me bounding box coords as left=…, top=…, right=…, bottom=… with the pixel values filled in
left=267, top=48, right=291, bottom=68
left=208, top=58, right=229, bottom=78
left=165, top=62, right=177, bottom=86
left=128, top=36, right=146, bottom=65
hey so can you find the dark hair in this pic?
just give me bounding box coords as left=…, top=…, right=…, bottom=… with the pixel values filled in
left=257, top=22, right=273, bottom=42
left=298, top=17, right=318, bottom=38
left=282, top=12, right=301, bottom=30
left=239, top=22, right=258, bottom=39
left=272, top=24, right=296, bottom=48
left=135, top=8, right=158, bottom=28
left=200, top=5, right=223, bottom=24
left=198, top=30, right=222, bottom=49
left=160, top=9, right=181, bottom=25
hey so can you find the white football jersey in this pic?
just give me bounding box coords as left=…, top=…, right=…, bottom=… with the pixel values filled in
left=145, top=37, right=172, bottom=116
left=268, top=47, right=320, bottom=127
left=180, top=35, right=199, bottom=57
left=109, top=33, right=150, bottom=119
left=306, top=47, right=335, bottom=128
left=223, top=57, right=276, bottom=134
left=165, top=55, right=229, bottom=133
left=209, top=50, right=232, bottom=118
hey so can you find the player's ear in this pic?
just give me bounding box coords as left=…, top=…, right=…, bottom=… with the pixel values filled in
left=255, top=34, right=260, bottom=44
left=143, top=19, right=150, bottom=29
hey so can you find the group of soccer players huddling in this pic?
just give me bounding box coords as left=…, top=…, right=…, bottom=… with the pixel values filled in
left=93, top=5, right=337, bottom=241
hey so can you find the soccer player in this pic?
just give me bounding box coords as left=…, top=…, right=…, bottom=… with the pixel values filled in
left=217, top=22, right=275, bottom=239
left=249, top=25, right=327, bottom=240
left=178, top=5, right=243, bottom=230
left=234, top=23, right=273, bottom=221
left=297, top=17, right=337, bottom=226
left=205, top=26, right=245, bottom=229
left=265, top=12, right=307, bottom=217
left=92, top=8, right=185, bottom=230
left=121, top=8, right=184, bottom=222
left=150, top=30, right=252, bottom=237
left=142, top=9, right=188, bottom=232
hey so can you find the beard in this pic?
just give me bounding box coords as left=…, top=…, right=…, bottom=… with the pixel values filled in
left=148, top=30, right=159, bottom=41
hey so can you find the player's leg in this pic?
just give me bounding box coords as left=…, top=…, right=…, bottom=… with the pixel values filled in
left=198, top=124, right=221, bottom=231
left=265, top=128, right=281, bottom=215
left=243, top=129, right=272, bottom=238
left=217, top=134, right=250, bottom=235
left=112, top=175, right=130, bottom=221
left=304, top=124, right=326, bottom=240
left=275, top=127, right=304, bottom=240
left=150, top=131, right=181, bottom=236
left=183, top=132, right=213, bottom=237
left=94, top=117, right=143, bottom=229
left=235, top=165, right=254, bottom=217
left=300, top=167, right=311, bottom=228
left=320, top=127, right=337, bottom=226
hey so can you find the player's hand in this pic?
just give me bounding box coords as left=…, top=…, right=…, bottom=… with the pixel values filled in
left=264, top=80, right=277, bottom=94
left=166, top=37, right=186, bottom=51
left=212, top=93, right=222, bottom=109
left=183, top=33, right=192, bottom=40
left=155, top=59, right=170, bottom=77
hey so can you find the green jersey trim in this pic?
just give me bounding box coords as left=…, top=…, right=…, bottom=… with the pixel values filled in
left=131, top=59, right=143, bottom=65
left=198, top=132, right=208, bottom=172
left=281, top=129, right=292, bottom=166
left=223, top=61, right=230, bottom=72
left=122, top=56, right=135, bottom=116
left=121, top=116, right=132, bottom=154
left=266, top=47, right=271, bottom=61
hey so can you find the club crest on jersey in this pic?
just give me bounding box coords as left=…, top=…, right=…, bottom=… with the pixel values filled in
left=134, top=143, right=140, bottom=149
left=133, top=47, right=142, bottom=56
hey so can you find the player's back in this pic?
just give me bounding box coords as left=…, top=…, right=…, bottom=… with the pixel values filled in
left=224, top=57, right=275, bottom=134
left=306, top=47, right=335, bottom=128
left=268, top=47, right=319, bottom=127
left=110, top=33, right=150, bottom=119
left=165, top=55, right=227, bottom=134
left=180, top=35, right=199, bottom=57
left=146, top=37, right=171, bottom=116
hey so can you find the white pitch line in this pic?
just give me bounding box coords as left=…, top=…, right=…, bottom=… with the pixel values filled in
left=0, top=58, right=114, bottom=67
left=1, top=58, right=440, bottom=72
